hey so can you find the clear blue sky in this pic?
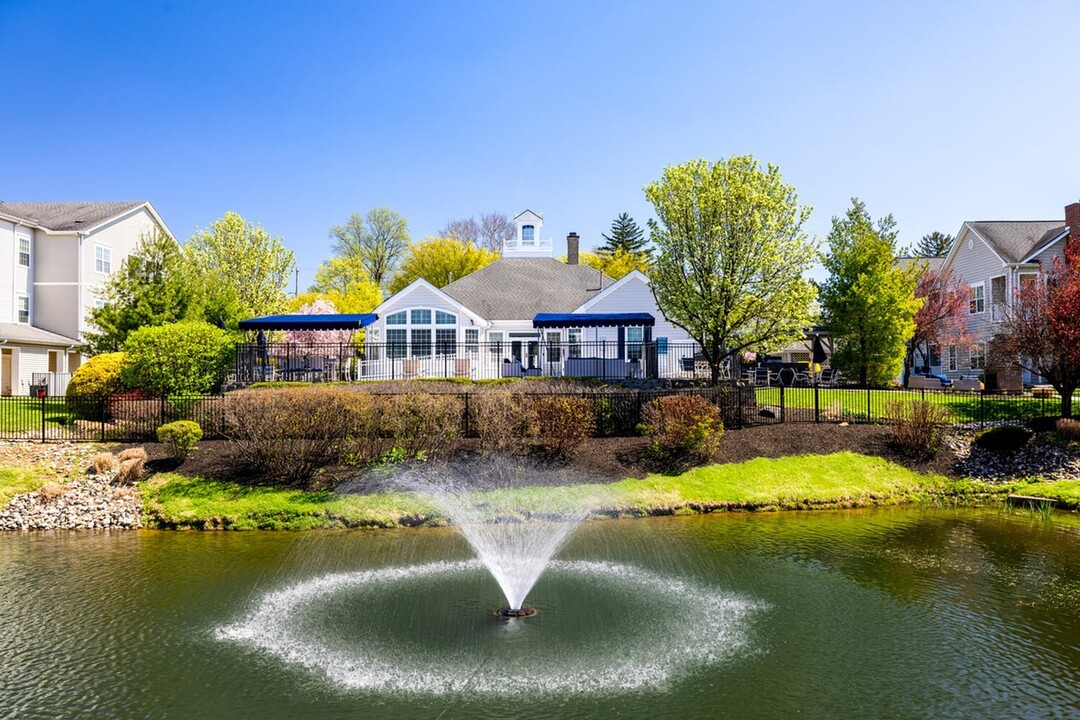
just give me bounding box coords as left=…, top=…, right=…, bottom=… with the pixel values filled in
left=3, top=0, right=1078, bottom=289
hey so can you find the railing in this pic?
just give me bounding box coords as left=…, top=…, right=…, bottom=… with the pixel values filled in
left=0, top=385, right=1069, bottom=443
left=233, top=341, right=726, bottom=383
left=32, top=372, right=72, bottom=397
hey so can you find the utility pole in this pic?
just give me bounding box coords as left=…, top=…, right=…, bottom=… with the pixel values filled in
left=294, top=268, right=300, bottom=297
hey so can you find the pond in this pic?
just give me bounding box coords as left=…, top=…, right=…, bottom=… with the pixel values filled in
left=2, top=508, right=1079, bottom=718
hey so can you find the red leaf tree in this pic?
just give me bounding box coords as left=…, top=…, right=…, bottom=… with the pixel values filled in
left=999, top=239, right=1080, bottom=417
left=905, top=263, right=970, bottom=381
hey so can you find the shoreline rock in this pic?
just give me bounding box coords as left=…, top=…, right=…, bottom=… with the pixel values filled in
left=0, top=479, right=141, bottom=530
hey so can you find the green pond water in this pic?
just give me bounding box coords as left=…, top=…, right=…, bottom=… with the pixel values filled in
left=2, top=507, right=1080, bottom=719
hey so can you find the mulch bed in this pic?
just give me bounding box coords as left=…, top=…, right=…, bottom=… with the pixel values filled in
left=131, top=421, right=963, bottom=490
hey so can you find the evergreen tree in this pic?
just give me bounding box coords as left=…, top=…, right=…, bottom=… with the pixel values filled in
left=819, top=199, right=922, bottom=386
left=83, top=230, right=195, bottom=354
left=910, top=231, right=953, bottom=258
left=600, top=212, right=648, bottom=255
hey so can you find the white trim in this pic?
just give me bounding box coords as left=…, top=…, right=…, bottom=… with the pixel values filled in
left=32, top=281, right=79, bottom=286
left=372, top=278, right=489, bottom=328
left=573, top=269, right=648, bottom=312
left=969, top=281, right=985, bottom=315
left=94, top=242, right=112, bottom=274
left=1020, top=229, right=1068, bottom=264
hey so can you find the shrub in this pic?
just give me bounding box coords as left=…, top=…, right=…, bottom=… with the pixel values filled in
left=974, top=425, right=1033, bottom=452
left=1057, top=418, right=1080, bottom=441
left=117, top=447, right=149, bottom=463
left=38, top=482, right=68, bottom=502
left=377, top=394, right=461, bottom=458
left=222, top=387, right=365, bottom=484
left=65, top=352, right=130, bottom=419
left=116, top=457, right=145, bottom=484
left=121, top=321, right=234, bottom=396
left=157, top=420, right=203, bottom=460
left=884, top=399, right=951, bottom=458
left=106, top=388, right=162, bottom=438
left=92, top=452, right=119, bottom=475
left=472, top=391, right=526, bottom=455
left=526, top=395, right=596, bottom=458
left=639, top=394, right=723, bottom=460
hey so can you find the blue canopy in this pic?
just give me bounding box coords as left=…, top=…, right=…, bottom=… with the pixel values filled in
left=532, top=312, right=655, bottom=329
left=239, top=313, right=379, bottom=331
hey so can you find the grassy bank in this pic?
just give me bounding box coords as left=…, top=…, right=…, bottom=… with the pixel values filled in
left=0, top=467, right=48, bottom=506
left=139, top=452, right=993, bottom=530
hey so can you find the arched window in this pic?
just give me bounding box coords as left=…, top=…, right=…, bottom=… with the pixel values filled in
left=383, top=307, right=458, bottom=359
left=521, top=224, right=535, bottom=245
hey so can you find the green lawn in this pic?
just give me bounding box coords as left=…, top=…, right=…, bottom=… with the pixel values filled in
left=0, top=398, right=71, bottom=433
left=0, top=467, right=48, bottom=506
left=754, top=387, right=1068, bottom=423
left=139, top=452, right=973, bottom=530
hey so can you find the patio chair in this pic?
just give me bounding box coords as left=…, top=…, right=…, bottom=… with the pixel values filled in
left=402, top=358, right=420, bottom=379
left=453, top=358, right=471, bottom=378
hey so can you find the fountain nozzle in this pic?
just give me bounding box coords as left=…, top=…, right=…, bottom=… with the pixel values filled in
left=495, top=605, right=538, bottom=619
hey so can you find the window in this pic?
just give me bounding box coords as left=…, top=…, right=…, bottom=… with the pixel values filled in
left=1019, top=272, right=1039, bottom=297
left=546, top=331, right=561, bottom=362
left=790, top=352, right=811, bottom=364
left=387, top=311, right=407, bottom=325
left=489, top=331, right=504, bottom=355
left=435, top=311, right=456, bottom=325
left=18, top=237, right=30, bottom=267
left=386, top=329, right=407, bottom=359
left=410, top=309, right=431, bottom=325
left=465, top=328, right=479, bottom=353
left=969, top=283, right=984, bottom=314
left=657, top=337, right=668, bottom=355
left=929, top=344, right=942, bottom=368
left=522, top=224, right=535, bottom=245
left=16, top=295, right=28, bottom=324
left=410, top=328, right=431, bottom=357
left=435, top=328, right=456, bottom=355
left=970, top=343, right=986, bottom=370
left=95, top=244, right=111, bottom=274
left=627, top=327, right=644, bottom=361
left=568, top=328, right=582, bottom=359
left=948, top=345, right=957, bottom=372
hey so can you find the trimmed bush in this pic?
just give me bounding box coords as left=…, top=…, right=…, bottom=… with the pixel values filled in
left=1057, top=418, right=1080, bottom=441
left=377, top=393, right=461, bottom=458
left=121, top=321, right=233, bottom=396
left=472, top=391, right=526, bottom=455
left=974, top=425, right=1033, bottom=452
left=526, top=395, right=595, bottom=458
left=885, top=399, right=951, bottom=458
left=92, top=452, right=119, bottom=475
left=157, top=420, right=203, bottom=460
left=639, top=394, right=723, bottom=460
left=116, top=457, right=146, bottom=484
left=65, top=352, right=129, bottom=419
left=117, top=447, right=149, bottom=463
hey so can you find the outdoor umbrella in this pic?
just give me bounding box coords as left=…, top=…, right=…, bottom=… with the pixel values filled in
left=812, top=337, right=828, bottom=365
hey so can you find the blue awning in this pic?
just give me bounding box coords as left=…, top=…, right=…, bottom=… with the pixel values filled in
left=239, top=313, right=379, bottom=331
left=532, top=312, right=655, bottom=329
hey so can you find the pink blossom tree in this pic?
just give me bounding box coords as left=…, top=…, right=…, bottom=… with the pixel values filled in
left=285, top=298, right=353, bottom=348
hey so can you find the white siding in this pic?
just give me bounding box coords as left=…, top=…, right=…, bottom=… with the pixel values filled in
left=33, top=232, right=78, bottom=283
left=369, top=283, right=481, bottom=346
left=944, top=226, right=1009, bottom=344
left=0, top=221, right=14, bottom=323
left=575, top=274, right=696, bottom=347
left=16, top=346, right=49, bottom=395
left=33, top=285, right=80, bottom=339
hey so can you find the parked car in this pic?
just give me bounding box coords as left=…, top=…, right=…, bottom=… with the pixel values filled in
left=913, top=371, right=953, bottom=388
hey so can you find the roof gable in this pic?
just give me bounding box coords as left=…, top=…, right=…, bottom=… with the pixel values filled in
left=963, top=220, right=1065, bottom=264
left=574, top=269, right=650, bottom=312
left=373, top=278, right=488, bottom=326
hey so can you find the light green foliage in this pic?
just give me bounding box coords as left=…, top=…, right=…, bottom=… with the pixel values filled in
left=819, top=199, right=922, bottom=386
left=570, top=247, right=650, bottom=280
left=157, top=420, right=203, bottom=460
left=186, top=212, right=295, bottom=324
left=330, top=207, right=410, bottom=287
left=84, top=230, right=195, bottom=354
left=0, top=467, right=47, bottom=508
left=66, top=352, right=130, bottom=418
left=309, top=255, right=384, bottom=311
left=121, top=322, right=233, bottom=396
left=388, top=237, right=499, bottom=293
left=600, top=212, right=648, bottom=255
left=644, top=156, right=818, bottom=384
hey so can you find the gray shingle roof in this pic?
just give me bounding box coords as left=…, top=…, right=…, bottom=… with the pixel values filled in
left=967, top=221, right=1066, bottom=264
left=0, top=201, right=145, bottom=231
left=0, top=323, right=79, bottom=346
left=441, top=258, right=612, bottom=320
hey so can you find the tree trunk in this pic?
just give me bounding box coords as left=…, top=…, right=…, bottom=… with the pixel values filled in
left=1060, top=384, right=1076, bottom=418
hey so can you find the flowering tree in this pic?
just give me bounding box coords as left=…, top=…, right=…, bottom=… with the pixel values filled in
left=285, top=298, right=353, bottom=347
left=999, top=240, right=1080, bottom=417
left=905, top=264, right=970, bottom=381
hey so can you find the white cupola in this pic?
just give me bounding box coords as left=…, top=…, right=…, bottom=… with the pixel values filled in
left=505, top=209, right=552, bottom=257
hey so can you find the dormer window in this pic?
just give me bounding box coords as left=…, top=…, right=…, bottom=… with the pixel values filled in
left=522, top=225, right=535, bottom=245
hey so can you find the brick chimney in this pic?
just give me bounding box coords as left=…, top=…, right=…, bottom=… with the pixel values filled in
left=1067, top=201, right=1080, bottom=244
left=567, top=232, right=580, bottom=265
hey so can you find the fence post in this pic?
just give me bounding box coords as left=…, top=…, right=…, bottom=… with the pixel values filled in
left=979, top=391, right=985, bottom=430
left=866, top=386, right=871, bottom=422
left=40, top=392, right=46, bottom=443
left=779, top=384, right=785, bottom=424
left=814, top=383, right=820, bottom=423
left=100, top=396, right=106, bottom=443
left=463, top=393, right=470, bottom=438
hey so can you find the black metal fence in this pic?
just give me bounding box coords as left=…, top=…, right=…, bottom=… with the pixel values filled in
left=0, top=385, right=1068, bottom=443
left=234, top=341, right=728, bottom=384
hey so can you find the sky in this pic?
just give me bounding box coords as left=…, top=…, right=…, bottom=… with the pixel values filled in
left=3, top=0, right=1079, bottom=289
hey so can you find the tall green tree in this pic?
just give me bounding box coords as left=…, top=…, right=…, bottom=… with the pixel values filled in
left=186, top=212, right=295, bottom=326
left=388, top=237, right=499, bottom=294
left=644, top=156, right=818, bottom=384
left=909, top=231, right=953, bottom=258
left=819, top=199, right=922, bottom=386
left=330, top=207, right=410, bottom=287
left=600, top=212, right=648, bottom=255
left=84, top=229, right=194, bottom=354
